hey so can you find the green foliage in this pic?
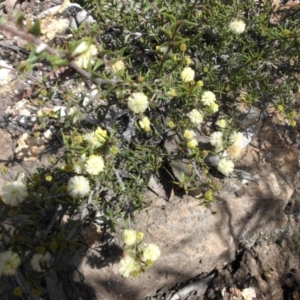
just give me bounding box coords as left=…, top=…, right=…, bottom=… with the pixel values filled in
left=1, top=0, right=300, bottom=291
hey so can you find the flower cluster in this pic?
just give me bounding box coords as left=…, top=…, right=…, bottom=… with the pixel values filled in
left=210, top=131, right=223, bottom=152
left=84, top=127, right=108, bottom=149
left=119, top=229, right=160, bottom=278
left=183, top=130, right=198, bottom=149
left=30, top=252, right=52, bottom=273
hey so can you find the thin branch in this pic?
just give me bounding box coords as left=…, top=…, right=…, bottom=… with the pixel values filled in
left=0, top=22, right=118, bottom=86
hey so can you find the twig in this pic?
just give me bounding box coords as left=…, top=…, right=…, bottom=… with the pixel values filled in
left=43, top=205, right=62, bottom=237
left=0, top=22, right=118, bottom=86
left=14, top=271, right=37, bottom=300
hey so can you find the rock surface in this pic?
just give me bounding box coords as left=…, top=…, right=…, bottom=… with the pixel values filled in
left=70, top=119, right=300, bottom=299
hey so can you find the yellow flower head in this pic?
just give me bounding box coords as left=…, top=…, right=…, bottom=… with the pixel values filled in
left=209, top=102, right=219, bottom=113
left=204, top=190, right=213, bottom=202
left=139, top=116, right=151, bottom=132
left=187, top=138, right=198, bottom=149
left=167, top=120, right=176, bottom=128
left=94, top=127, right=107, bottom=143
left=183, top=129, right=196, bottom=140
left=197, top=80, right=204, bottom=87
left=128, top=92, right=149, bottom=114
left=179, top=43, right=187, bottom=52
left=112, top=60, right=125, bottom=73
left=167, top=89, right=177, bottom=98
left=277, top=105, right=284, bottom=112
left=13, top=287, right=23, bottom=296
left=216, top=119, right=227, bottom=129
left=181, top=67, right=195, bottom=82
left=136, top=232, right=144, bottom=242
left=184, top=56, right=192, bottom=65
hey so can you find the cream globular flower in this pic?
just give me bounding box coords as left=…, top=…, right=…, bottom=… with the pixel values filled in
left=210, top=131, right=223, bottom=152
left=229, top=131, right=245, bottom=147
left=128, top=92, right=149, bottom=114
left=217, top=158, right=234, bottom=176
left=67, top=176, right=90, bottom=199
left=0, top=250, right=21, bottom=276
left=73, top=41, right=98, bottom=69
left=122, top=229, right=137, bottom=246
left=183, top=129, right=196, bottom=140
left=181, top=67, right=195, bottom=82
left=85, top=155, right=105, bottom=175
left=111, top=60, right=125, bottom=73
left=141, top=243, right=161, bottom=262
left=1, top=181, right=28, bottom=207
left=201, top=91, right=216, bottom=106
left=119, top=255, right=141, bottom=278
left=139, top=116, right=151, bottom=132
left=227, top=145, right=242, bottom=160
left=187, top=109, right=204, bottom=126
left=229, top=19, right=246, bottom=34
left=30, top=252, right=52, bottom=273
